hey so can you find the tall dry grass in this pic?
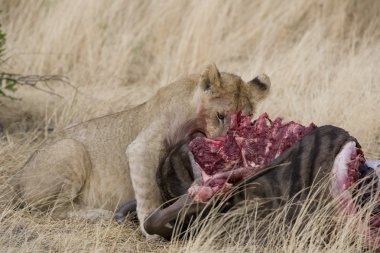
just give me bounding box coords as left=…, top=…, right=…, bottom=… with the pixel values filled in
left=168, top=178, right=380, bottom=253
left=0, top=0, right=379, bottom=252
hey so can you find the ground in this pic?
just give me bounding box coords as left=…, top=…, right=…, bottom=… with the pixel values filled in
left=0, top=0, right=379, bottom=252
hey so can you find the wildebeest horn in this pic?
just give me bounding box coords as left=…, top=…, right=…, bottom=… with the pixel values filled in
left=143, top=194, right=207, bottom=240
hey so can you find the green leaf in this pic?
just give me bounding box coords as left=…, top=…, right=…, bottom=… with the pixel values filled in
left=0, top=24, right=6, bottom=57
left=5, top=80, right=16, bottom=91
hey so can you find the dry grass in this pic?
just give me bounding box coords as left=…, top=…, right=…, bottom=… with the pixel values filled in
left=0, top=0, right=379, bottom=252
left=168, top=179, right=379, bottom=253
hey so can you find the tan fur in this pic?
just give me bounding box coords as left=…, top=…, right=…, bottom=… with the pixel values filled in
left=13, top=64, right=270, bottom=237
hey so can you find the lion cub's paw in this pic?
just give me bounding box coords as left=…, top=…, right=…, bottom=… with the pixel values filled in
left=67, top=208, right=114, bottom=221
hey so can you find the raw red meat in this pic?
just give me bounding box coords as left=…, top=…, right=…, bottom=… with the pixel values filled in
left=188, top=112, right=317, bottom=202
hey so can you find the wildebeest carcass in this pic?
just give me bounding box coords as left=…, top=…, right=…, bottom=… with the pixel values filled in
left=117, top=113, right=380, bottom=245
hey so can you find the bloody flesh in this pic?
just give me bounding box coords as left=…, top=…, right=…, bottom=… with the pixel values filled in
left=188, top=112, right=317, bottom=202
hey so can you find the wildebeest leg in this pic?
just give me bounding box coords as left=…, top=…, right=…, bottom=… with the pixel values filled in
left=114, top=200, right=137, bottom=224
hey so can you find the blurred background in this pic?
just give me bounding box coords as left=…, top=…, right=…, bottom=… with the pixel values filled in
left=0, top=1, right=379, bottom=251
left=0, top=1, right=379, bottom=153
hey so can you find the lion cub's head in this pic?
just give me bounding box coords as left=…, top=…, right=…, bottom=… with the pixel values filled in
left=195, top=63, right=271, bottom=137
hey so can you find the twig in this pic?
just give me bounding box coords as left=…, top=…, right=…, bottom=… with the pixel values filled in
left=0, top=73, right=77, bottom=99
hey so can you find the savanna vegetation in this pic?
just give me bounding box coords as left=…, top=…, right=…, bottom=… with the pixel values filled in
left=0, top=1, right=379, bottom=252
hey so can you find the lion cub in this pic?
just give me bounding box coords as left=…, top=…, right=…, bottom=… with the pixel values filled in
left=14, top=64, right=270, bottom=237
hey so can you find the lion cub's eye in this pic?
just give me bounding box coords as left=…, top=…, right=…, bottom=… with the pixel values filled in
left=217, top=112, right=225, bottom=122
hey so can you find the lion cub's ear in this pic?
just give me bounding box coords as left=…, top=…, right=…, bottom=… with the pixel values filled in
left=200, top=63, right=222, bottom=92
left=247, top=74, right=271, bottom=101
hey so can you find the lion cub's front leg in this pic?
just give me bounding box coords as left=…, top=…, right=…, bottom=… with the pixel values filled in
left=127, top=124, right=165, bottom=238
